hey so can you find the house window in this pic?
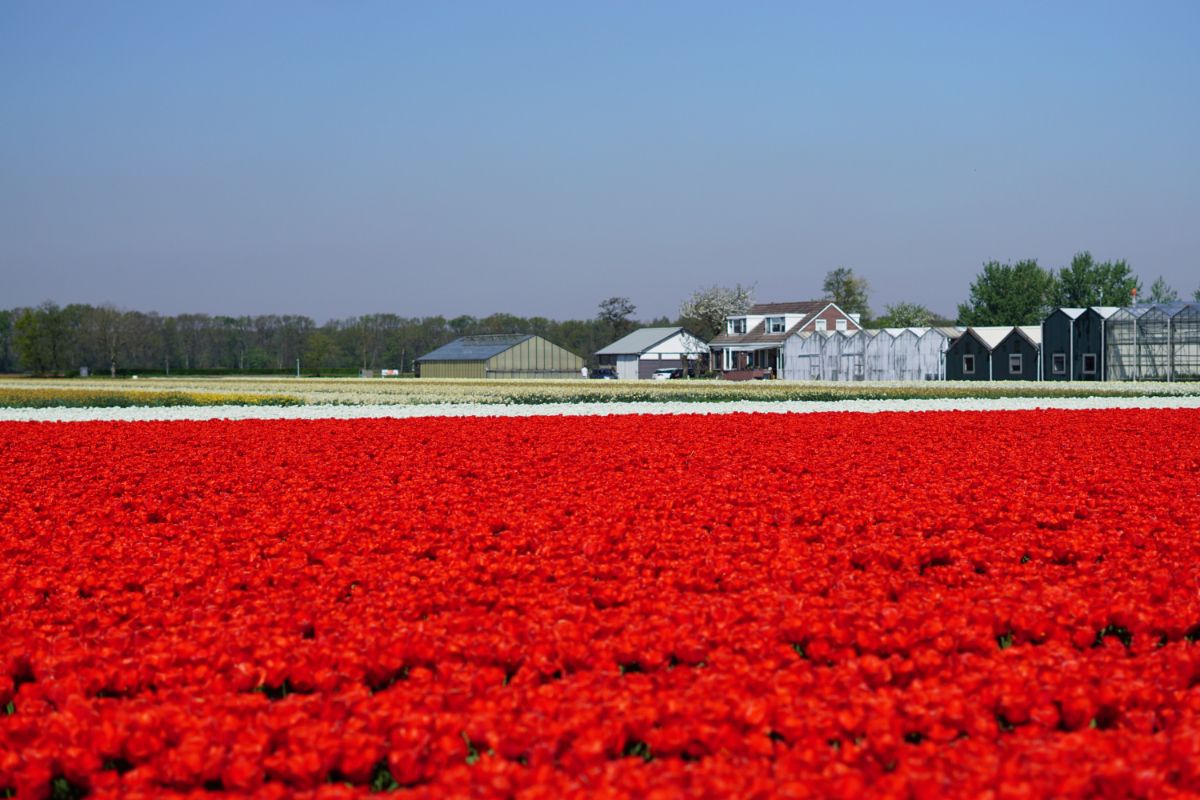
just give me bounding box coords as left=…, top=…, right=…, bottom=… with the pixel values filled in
left=815, top=319, right=828, bottom=332
left=766, top=317, right=785, bottom=334
left=1082, top=354, right=1097, bottom=375
left=963, top=354, right=975, bottom=375
left=835, top=318, right=848, bottom=332
left=1009, top=354, right=1023, bottom=374
left=1052, top=353, right=1066, bottom=374
left=727, top=318, right=747, bottom=335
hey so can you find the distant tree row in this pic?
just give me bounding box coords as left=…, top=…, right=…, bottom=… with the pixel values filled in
left=3, top=260, right=1194, bottom=375
left=0, top=301, right=671, bottom=376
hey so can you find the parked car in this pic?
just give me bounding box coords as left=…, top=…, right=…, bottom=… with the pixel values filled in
left=652, top=367, right=697, bottom=380
left=590, top=367, right=617, bottom=380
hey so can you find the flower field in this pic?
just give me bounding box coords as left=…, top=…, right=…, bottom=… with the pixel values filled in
left=2, top=376, right=1198, bottom=410
left=3, top=409, right=1200, bottom=798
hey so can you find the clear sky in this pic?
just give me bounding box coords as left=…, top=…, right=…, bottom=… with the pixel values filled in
left=2, top=1, right=1198, bottom=321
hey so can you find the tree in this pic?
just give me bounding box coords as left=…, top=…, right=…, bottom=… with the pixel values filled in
left=678, top=284, right=754, bottom=341
left=957, top=259, right=1054, bottom=326
left=822, top=267, right=871, bottom=320
left=1194, top=285, right=1200, bottom=302
left=13, top=302, right=76, bottom=374
left=0, top=310, right=14, bottom=373
left=597, top=297, right=637, bottom=340
left=1052, top=252, right=1140, bottom=307
left=303, top=331, right=336, bottom=375
left=874, top=302, right=934, bottom=328
left=1147, top=276, right=1178, bottom=304
left=86, top=304, right=130, bottom=378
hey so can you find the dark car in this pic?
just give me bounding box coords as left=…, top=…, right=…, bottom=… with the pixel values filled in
left=590, top=367, right=617, bottom=379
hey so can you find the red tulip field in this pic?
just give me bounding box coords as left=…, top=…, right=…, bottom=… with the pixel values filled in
left=3, top=409, right=1200, bottom=798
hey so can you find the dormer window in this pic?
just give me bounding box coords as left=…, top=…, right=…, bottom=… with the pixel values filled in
left=835, top=318, right=848, bottom=332
left=727, top=318, right=747, bottom=334
left=815, top=319, right=828, bottom=332
left=766, top=317, right=786, bottom=334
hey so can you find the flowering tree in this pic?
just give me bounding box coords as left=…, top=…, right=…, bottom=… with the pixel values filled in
left=678, top=284, right=754, bottom=341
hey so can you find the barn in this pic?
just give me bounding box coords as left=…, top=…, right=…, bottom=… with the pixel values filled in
left=416, top=334, right=584, bottom=379
left=1041, top=307, right=1117, bottom=381
left=594, top=327, right=708, bottom=379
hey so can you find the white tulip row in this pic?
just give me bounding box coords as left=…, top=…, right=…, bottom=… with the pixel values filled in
left=3, top=394, right=1200, bottom=423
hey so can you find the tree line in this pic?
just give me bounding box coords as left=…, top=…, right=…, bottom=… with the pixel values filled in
left=0, top=302, right=674, bottom=376
left=3, top=256, right=1195, bottom=375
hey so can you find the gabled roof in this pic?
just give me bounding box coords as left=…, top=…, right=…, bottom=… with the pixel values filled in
left=742, top=300, right=831, bottom=316
left=1051, top=307, right=1086, bottom=319
left=417, top=334, right=533, bottom=362
left=1111, top=305, right=1154, bottom=320
left=966, top=326, right=1014, bottom=351
left=595, top=327, right=704, bottom=356
left=713, top=301, right=860, bottom=348
left=1090, top=306, right=1120, bottom=318
left=1013, top=325, right=1043, bottom=347
left=710, top=319, right=807, bottom=347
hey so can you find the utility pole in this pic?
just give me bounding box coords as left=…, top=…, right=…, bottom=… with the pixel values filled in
left=296, top=357, right=301, bottom=378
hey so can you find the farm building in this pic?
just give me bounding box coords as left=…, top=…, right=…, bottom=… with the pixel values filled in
left=1106, top=302, right=1200, bottom=381
left=1041, top=307, right=1117, bottom=381
left=945, top=326, right=1042, bottom=381
left=781, top=327, right=958, bottom=381
left=594, top=327, right=708, bottom=379
left=416, top=334, right=584, bottom=379
left=710, top=301, right=862, bottom=378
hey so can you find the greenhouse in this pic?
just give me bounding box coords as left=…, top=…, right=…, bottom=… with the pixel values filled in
left=782, top=327, right=957, bottom=381
left=1105, top=303, right=1200, bottom=381
left=1169, top=302, right=1200, bottom=381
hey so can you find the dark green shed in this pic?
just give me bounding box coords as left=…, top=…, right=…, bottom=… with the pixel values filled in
left=945, top=326, right=1042, bottom=381
left=1042, top=307, right=1116, bottom=381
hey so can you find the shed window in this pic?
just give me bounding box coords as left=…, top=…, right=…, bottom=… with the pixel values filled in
left=835, top=318, right=848, bottom=332
left=1082, top=353, right=1097, bottom=375
left=963, top=354, right=975, bottom=375
left=766, top=317, right=786, bottom=333
left=1009, top=354, right=1023, bottom=374
left=1052, top=353, right=1066, bottom=374
left=815, top=319, right=828, bottom=332
left=728, top=318, right=747, bottom=334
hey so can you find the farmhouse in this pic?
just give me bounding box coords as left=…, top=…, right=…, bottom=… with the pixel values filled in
left=594, top=327, right=708, bottom=379
left=416, top=334, right=584, bottom=379
left=1041, top=307, right=1117, bottom=381
left=945, top=326, right=1042, bottom=381
left=709, top=301, right=861, bottom=378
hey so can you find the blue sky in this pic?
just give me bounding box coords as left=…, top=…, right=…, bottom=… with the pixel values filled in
left=2, top=1, right=1197, bottom=320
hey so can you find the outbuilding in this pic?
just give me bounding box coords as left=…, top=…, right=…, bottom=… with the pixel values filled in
left=1041, top=307, right=1116, bottom=381
left=945, top=326, right=1041, bottom=381
left=416, top=334, right=584, bottom=379
left=594, top=327, right=708, bottom=379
